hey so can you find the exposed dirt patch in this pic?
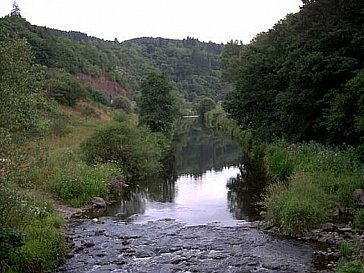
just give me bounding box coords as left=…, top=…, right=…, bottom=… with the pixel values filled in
left=76, top=74, right=132, bottom=100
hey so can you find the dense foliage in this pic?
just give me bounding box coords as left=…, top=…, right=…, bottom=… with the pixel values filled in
left=193, top=96, right=217, bottom=120
left=81, top=123, right=168, bottom=180
left=0, top=38, right=41, bottom=143
left=223, top=0, right=364, bottom=147
left=0, top=16, right=227, bottom=102
left=125, top=37, right=227, bottom=101
left=0, top=37, right=68, bottom=273
left=138, top=72, right=178, bottom=133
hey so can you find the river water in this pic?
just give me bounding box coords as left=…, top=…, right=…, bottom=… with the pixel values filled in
left=58, top=120, right=317, bottom=273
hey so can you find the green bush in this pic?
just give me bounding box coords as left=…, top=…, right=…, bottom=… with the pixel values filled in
left=265, top=174, right=330, bottom=234
left=81, top=123, right=167, bottom=180
left=112, top=96, right=132, bottom=113
left=10, top=219, right=66, bottom=273
left=112, top=110, right=128, bottom=123
left=0, top=185, right=66, bottom=273
left=264, top=145, right=294, bottom=182
left=0, top=225, right=24, bottom=271
left=353, top=209, right=364, bottom=230
left=51, top=160, right=118, bottom=207
left=86, top=86, right=110, bottom=106
left=316, top=172, right=364, bottom=208
left=44, top=70, right=85, bottom=106
left=0, top=186, right=33, bottom=229
left=338, top=241, right=355, bottom=259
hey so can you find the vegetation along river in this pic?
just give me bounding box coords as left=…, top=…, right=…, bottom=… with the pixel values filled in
left=58, top=120, right=317, bottom=273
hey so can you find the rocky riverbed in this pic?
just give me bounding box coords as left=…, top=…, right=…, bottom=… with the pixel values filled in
left=58, top=218, right=316, bottom=273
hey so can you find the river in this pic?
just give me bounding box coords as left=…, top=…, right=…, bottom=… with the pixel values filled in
left=58, top=120, right=317, bottom=273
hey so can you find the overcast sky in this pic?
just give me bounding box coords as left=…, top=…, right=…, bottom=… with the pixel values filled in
left=0, top=0, right=302, bottom=44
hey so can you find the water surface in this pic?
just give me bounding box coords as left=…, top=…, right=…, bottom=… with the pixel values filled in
left=102, top=119, right=263, bottom=225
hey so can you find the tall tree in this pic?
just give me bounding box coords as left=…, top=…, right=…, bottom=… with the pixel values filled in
left=223, top=0, right=364, bottom=145
left=138, top=71, right=178, bottom=133
left=10, top=1, right=21, bottom=17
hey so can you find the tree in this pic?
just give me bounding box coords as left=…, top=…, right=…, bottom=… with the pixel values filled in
left=0, top=38, right=40, bottom=137
left=112, top=96, right=132, bottom=113
left=194, top=96, right=216, bottom=120
left=138, top=71, right=178, bottom=133
left=221, top=40, right=245, bottom=84
left=223, top=0, right=364, bottom=144
left=10, top=1, right=21, bottom=17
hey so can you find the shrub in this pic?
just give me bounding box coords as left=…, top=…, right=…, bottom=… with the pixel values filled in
left=44, top=70, right=85, bottom=106
left=81, top=123, right=167, bottom=180
left=112, top=110, right=128, bottom=123
left=338, top=241, right=355, bottom=259
left=353, top=209, right=364, bottom=230
left=112, top=97, right=132, bottom=113
left=316, top=172, right=364, bottom=208
left=265, top=174, right=330, bottom=234
left=86, top=87, right=110, bottom=106
left=0, top=184, right=66, bottom=273
left=10, top=219, right=66, bottom=273
left=0, top=225, right=24, bottom=271
left=0, top=186, right=32, bottom=229
left=264, top=145, right=294, bottom=182
left=50, top=160, right=118, bottom=207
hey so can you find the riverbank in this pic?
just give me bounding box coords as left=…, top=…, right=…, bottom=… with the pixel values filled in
left=0, top=99, right=172, bottom=273
left=204, top=107, right=364, bottom=272
left=1, top=102, right=113, bottom=273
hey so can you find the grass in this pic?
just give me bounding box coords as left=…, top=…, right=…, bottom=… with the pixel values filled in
left=353, top=209, right=364, bottom=229
left=0, top=185, right=67, bottom=273
left=50, top=154, right=119, bottom=206
left=336, top=260, right=364, bottom=273
left=263, top=141, right=364, bottom=235
left=265, top=174, right=330, bottom=234
left=0, top=101, right=124, bottom=272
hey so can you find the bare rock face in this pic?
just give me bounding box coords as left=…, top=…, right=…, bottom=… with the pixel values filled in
left=354, top=189, right=364, bottom=207
left=91, top=197, right=107, bottom=208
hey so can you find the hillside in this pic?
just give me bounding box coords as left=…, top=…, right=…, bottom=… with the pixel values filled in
left=0, top=16, right=227, bottom=102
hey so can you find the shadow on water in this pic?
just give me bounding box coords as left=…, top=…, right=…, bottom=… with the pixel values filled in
left=227, top=156, right=268, bottom=221
left=96, top=119, right=268, bottom=224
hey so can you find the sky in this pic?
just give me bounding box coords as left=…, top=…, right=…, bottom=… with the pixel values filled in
left=0, top=0, right=302, bottom=44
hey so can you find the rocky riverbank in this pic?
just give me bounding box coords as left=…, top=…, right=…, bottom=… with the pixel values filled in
left=58, top=218, right=316, bottom=273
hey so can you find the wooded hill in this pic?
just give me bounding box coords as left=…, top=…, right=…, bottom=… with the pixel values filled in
left=0, top=16, right=227, bottom=102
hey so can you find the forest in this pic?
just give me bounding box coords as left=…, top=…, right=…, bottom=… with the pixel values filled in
left=222, top=0, right=363, bottom=148
left=0, top=15, right=227, bottom=102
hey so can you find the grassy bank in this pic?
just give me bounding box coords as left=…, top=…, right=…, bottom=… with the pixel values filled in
left=263, top=141, right=364, bottom=234
left=204, top=108, right=364, bottom=272
left=1, top=101, right=113, bottom=272
left=1, top=99, right=169, bottom=272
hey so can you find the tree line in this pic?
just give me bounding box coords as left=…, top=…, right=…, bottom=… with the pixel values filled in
left=222, top=0, right=363, bottom=150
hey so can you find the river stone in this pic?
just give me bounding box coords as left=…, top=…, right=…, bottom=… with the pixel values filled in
left=58, top=219, right=315, bottom=273
left=81, top=239, right=95, bottom=248
left=91, top=197, right=106, bottom=208
left=321, top=222, right=337, bottom=232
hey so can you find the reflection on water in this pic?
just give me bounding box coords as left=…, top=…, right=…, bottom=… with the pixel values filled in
left=102, top=119, right=267, bottom=224
left=227, top=157, right=267, bottom=221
